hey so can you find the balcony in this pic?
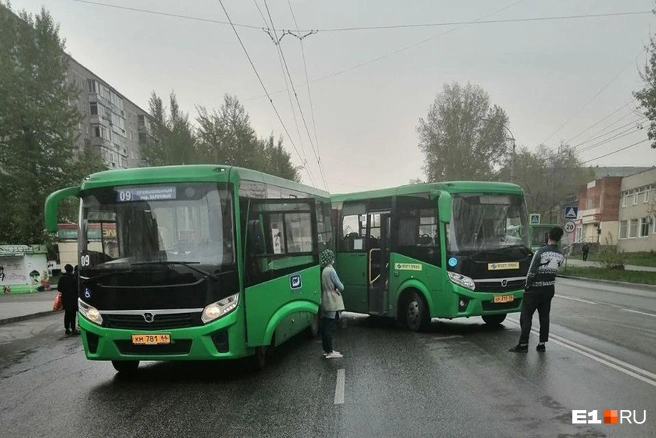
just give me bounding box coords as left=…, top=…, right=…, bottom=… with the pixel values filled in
left=579, top=207, right=600, bottom=224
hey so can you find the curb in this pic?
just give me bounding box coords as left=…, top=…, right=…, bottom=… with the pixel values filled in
left=0, top=310, right=60, bottom=326
left=556, top=274, right=656, bottom=291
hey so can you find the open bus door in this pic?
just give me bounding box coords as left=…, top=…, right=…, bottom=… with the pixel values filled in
left=367, top=212, right=391, bottom=315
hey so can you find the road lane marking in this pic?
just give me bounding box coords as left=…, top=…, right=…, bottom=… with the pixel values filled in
left=554, top=294, right=597, bottom=305
left=506, top=318, right=656, bottom=387
left=334, top=369, right=345, bottom=405
left=622, top=308, right=656, bottom=318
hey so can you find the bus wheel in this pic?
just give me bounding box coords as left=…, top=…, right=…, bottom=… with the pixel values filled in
left=306, top=312, right=320, bottom=339
left=404, top=292, right=430, bottom=332
left=482, top=314, right=507, bottom=326
left=112, top=360, right=139, bottom=374
left=250, top=347, right=266, bottom=371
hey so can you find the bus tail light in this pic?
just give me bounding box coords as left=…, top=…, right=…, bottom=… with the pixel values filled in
left=79, top=298, right=103, bottom=325
left=202, top=293, right=239, bottom=324
left=447, top=272, right=475, bottom=291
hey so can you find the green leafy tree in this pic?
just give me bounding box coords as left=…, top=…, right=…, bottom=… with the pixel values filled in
left=0, top=3, right=103, bottom=244
left=418, top=82, right=510, bottom=181
left=634, top=36, right=656, bottom=149
left=196, top=95, right=299, bottom=181
left=141, top=91, right=197, bottom=165
left=499, top=144, right=593, bottom=221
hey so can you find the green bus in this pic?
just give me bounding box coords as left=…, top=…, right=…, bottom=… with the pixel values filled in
left=332, top=181, right=532, bottom=331
left=44, top=165, right=332, bottom=373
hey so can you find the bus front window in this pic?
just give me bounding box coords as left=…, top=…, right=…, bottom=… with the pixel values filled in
left=79, top=183, right=234, bottom=270
left=447, top=194, right=529, bottom=254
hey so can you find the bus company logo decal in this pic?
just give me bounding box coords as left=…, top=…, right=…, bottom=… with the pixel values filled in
left=572, top=410, right=646, bottom=425
left=394, top=263, right=422, bottom=271
left=487, top=262, right=520, bottom=271
left=290, top=274, right=302, bottom=290
left=143, top=312, right=154, bottom=323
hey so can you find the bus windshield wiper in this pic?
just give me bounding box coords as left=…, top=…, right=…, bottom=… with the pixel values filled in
left=131, top=261, right=219, bottom=280
left=81, top=270, right=133, bottom=283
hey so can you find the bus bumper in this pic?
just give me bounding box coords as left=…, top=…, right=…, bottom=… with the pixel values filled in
left=77, top=310, right=249, bottom=362
left=445, top=285, right=523, bottom=317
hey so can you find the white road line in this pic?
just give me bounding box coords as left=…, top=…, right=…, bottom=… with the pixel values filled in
left=554, top=294, right=597, bottom=305
left=506, top=318, right=656, bottom=386
left=622, top=308, right=656, bottom=318
left=334, top=369, right=345, bottom=405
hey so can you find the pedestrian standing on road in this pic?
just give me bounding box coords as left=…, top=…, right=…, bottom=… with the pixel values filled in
left=509, top=226, right=565, bottom=353
left=582, top=243, right=589, bottom=262
left=320, top=249, right=345, bottom=359
left=57, top=264, right=79, bottom=336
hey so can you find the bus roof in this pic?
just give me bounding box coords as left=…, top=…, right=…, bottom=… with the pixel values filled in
left=77, top=165, right=330, bottom=197
left=332, top=181, right=524, bottom=203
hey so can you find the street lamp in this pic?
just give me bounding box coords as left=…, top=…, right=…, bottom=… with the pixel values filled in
left=483, top=118, right=516, bottom=183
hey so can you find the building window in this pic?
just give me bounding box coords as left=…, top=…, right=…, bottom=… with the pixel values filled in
left=90, top=102, right=98, bottom=115
left=586, top=197, right=593, bottom=209
left=629, top=219, right=639, bottom=238
left=641, top=217, right=651, bottom=237
left=619, top=221, right=628, bottom=239
left=87, top=79, right=97, bottom=93
left=645, top=190, right=650, bottom=204
left=622, top=194, right=627, bottom=208
left=633, top=192, right=638, bottom=205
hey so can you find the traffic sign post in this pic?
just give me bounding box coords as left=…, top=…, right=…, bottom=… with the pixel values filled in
left=564, top=221, right=575, bottom=233
left=564, top=206, right=578, bottom=220
left=530, top=214, right=540, bottom=225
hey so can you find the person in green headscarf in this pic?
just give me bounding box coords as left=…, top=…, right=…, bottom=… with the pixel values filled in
left=319, top=249, right=345, bottom=359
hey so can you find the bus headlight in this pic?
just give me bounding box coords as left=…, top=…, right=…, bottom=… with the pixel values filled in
left=78, top=298, right=103, bottom=325
left=448, top=272, right=476, bottom=291
left=202, top=293, right=239, bottom=324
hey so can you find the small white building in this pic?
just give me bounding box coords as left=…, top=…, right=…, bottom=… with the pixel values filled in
left=617, top=168, right=656, bottom=252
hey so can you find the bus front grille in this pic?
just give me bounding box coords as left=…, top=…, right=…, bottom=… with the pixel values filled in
left=103, top=312, right=202, bottom=330
left=475, top=279, right=525, bottom=292
left=114, top=340, right=192, bottom=355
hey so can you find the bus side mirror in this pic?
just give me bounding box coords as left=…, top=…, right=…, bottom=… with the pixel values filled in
left=438, top=192, right=452, bottom=224
left=44, top=186, right=80, bottom=233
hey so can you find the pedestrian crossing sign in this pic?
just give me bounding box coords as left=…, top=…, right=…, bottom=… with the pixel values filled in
left=564, top=206, right=578, bottom=219
left=530, top=214, right=540, bottom=225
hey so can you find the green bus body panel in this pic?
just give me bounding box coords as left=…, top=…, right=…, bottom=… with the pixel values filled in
left=388, top=254, right=440, bottom=316
left=44, top=186, right=80, bottom=232
left=245, top=265, right=320, bottom=347
left=335, top=252, right=368, bottom=314
left=265, top=302, right=318, bottom=347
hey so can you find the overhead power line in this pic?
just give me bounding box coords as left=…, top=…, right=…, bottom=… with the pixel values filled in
left=577, top=123, right=645, bottom=154
left=573, top=117, right=646, bottom=150
left=70, top=1, right=651, bottom=33
left=581, top=139, right=650, bottom=164
left=565, top=101, right=631, bottom=144
left=217, top=0, right=318, bottom=187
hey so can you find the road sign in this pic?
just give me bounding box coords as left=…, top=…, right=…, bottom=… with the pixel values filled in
left=564, top=206, right=578, bottom=219
left=564, top=221, right=576, bottom=233
left=530, top=214, right=540, bottom=225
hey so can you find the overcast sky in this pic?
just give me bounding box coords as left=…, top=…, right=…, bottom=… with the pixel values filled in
left=10, top=0, right=656, bottom=191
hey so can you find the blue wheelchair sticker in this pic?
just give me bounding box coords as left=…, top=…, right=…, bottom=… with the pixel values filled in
left=448, top=257, right=458, bottom=267
left=84, top=288, right=91, bottom=299
left=290, top=274, right=302, bottom=290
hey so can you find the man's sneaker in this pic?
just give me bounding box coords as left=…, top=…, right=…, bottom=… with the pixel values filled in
left=65, top=329, right=71, bottom=335
left=509, top=344, right=528, bottom=353
left=325, top=351, right=343, bottom=359
left=71, top=330, right=80, bottom=336
left=536, top=343, right=546, bottom=352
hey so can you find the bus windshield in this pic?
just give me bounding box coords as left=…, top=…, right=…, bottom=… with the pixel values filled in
left=447, top=193, right=529, bottom=253
left=79, top=183, right=234, bottom=270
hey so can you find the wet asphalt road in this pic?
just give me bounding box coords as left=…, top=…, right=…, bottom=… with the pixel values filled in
left=0, top=278, right=655, bottom=438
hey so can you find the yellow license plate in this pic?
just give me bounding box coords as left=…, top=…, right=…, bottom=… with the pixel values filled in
left=131, top=334, right=171, bottom=345
left=493, top=295, right=514, bottom=304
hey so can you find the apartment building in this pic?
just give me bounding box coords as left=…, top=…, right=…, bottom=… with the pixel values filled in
left=67, top=59, right=155, bottom=169
left=617, top=167, right=656, bottom=252
left=575, top=177, right=623, bottom=244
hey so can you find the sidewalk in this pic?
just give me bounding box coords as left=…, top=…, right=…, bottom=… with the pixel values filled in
left=564, top=258, right=656, bottom=272
left=0, top=290, right=59, bottom=325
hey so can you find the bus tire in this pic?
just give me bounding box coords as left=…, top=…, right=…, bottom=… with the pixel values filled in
left=306, top=312, right=319, bottom=339
left=403, top=291, right=430, bottom=332
left=250, top=347, right=266, bottom=371
left=482, top=314, right=507, bottom=326
left=112, top=360, right=139, bottom=374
